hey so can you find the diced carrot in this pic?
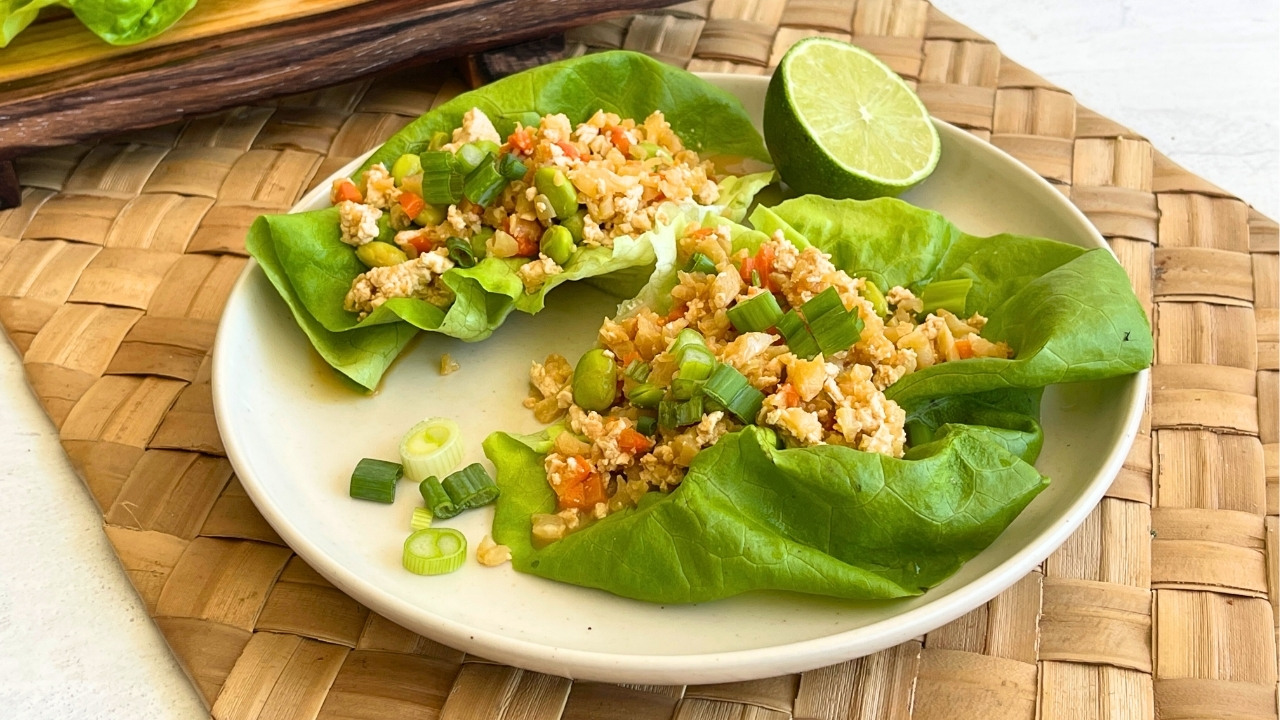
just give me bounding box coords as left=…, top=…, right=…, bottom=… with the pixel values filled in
left=665, top=303, right=686, bottom=323
left=406, top=234, right=437, bottom=255
left=608, top=127, right=631, bottom=155
left=618, top=428, right=654, bottom=455
left=954, top=338, right=974, bottom=359
left=620, top=351, right=641, bottom=367
left=685, top=226, right=716, bottom=239
left=755, top=244, right=775, bottom=283
left=515, top=235, right=539, bottom=257
left=554, top=456, right=603, bottom=510
left=333, top=179, right=362, bottom=203
left=508, top=127, right=533, bottom=154
left=555, top=140, right=581, bottom=160
left=398, top=191, right=425, bottom=220
left=556, top=481, right=586, bottom=510
left=739, top=256, right=756, bottom=284
left=581, top=473, right=609, bottom=507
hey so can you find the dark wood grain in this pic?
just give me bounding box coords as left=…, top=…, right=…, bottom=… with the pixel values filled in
left=0, top=161, right=18, bottom=210
left=0, top=0, right=677, bottom=159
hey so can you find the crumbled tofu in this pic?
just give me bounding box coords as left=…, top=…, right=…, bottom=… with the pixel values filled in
left=360, top=163, right=400, bottom=210
left=343, top=249, right=454, bottom=319
left=337, top=200, right=382, bottom=246
left=441, top=108, right=503, bottom=152
left=515, top=254, right=564, bottom=293
left=476, top=535, right=512, bottom=567
left=439, top=354, right=460, bottom=375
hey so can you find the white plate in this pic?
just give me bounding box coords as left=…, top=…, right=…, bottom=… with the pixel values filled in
left=213, top=74, right=1146, bottom=684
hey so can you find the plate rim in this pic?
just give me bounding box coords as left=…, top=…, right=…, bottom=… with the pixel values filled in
left=212, top=72, right=1148, bottom=684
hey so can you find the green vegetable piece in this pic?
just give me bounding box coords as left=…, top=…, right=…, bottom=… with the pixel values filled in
left=684, top=252, right=717, bottom=275
left=419, top=476, right=461, bottom=519
left=400, top=172, right=424, bottom=198
left=670, top=329, right=708, bottom=365
left=572, top=349, right=618, bottom=412
left=391, top=153, right=423, bottom=184
left=635, top=415, right=658, bottom=436
left=472, top=140, right=501, bottom=158
left=420, top=151, right=465, bottom=204
left=441, top=463, right=500, bottom=509
left=388, top=204, right=413, bottom=231
left=560, top=209, right=587, bottom=243
left=658, top=395, right=703, bottom=429
left=471, top=227, right=494, bottom=259
left=374, top=214, right=397, bottom=245
left=427, top=131, right=451, bottom=151
left=630, top=142, right=665, bottom=160
left=626, top=383, right=664, bottom=408
left=861, top=279, right=888, bottom=317
left=497, top=153, right=529, bottom=181
left=727, top=292, right=783, bottom=332
left=702, top=364, right=764, bottom=423
left=623, top=359, right=651, bottom=383
left=356, top=242, right=408, bottom=268
left=920, top=278, right=973, bottom=316
left=776, top=309, right=820, bottom=359
left=904, top=419, right=934, bottom=447
left=410, top=507, right=433, bottom=531
left=446, top=236, right=477, bottom=268
left=677, top=343, right=716, bottom=382
left=808, top=304, right=862, bottom=356
left=540, top=225, right=575, bottom=265
left=455, top=143, right=489, bottom=174
left=533, top=167, right=579, bottom=219
left=402, top=528, right=466, bottom=575
left=463, top=160, right=507, bottom=207
left=671, top=377, right=703, bottom=401
left=415, top=203, right=447, bottom=227
left=349, top=458, right=402, bottom=503
left=400, top=417, right=464, bottom=482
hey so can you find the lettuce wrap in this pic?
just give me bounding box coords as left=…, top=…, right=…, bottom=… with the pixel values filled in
left=484, top=196, right=1152, bottom=603
left=2, top=0, right=196, bottom=46
left=245, top=51, right=772, bottom=390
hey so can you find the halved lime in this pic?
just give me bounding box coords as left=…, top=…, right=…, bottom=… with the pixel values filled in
left=764, top=37, right=940, bottom=199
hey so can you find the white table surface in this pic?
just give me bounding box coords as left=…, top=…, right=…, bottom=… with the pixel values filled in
left=1, top=1, right=1276, bottom=717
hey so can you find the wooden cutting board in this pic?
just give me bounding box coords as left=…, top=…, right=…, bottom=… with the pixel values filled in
left=0, top=0, right=679, bottom=160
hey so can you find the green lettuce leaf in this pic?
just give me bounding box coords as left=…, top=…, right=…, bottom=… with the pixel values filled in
left=247, top=50, right=768, bottom=390
left=2, top=0, right=196, bottom=47
left=750, top=197, right=1153, bottom=407
left=487, top=195, right=1151, bottom=603
left=486, top=424, right=1047, bottom=603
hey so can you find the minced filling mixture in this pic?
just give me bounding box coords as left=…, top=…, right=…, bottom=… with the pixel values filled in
left=329, top=107, right=722, bottom=319
left=523, top=224, right=1012, bottom=543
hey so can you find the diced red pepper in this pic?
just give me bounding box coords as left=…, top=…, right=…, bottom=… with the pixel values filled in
left=739, top=256, right=757, bottom=284
left=755, top=244, right=775, bottom=288
left=406, top=234, right=438, bottom=255
left=398, top=191, right=425, bottom=220
left=508, top=127, right=534, bottom=155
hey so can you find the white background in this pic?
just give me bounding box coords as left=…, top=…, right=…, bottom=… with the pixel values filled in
left=1, top=1, right=1276, bottom=717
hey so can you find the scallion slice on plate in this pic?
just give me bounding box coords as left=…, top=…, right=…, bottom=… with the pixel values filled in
left=349, top=458, right=402, bottom=503
left=399, top=417, right=463, bottom=483
left=402, top=528, right=467, bottom=575
left=441, top=463, right=500, bottom=509
left=420, top=476, right=460, bottom=519
left=410, top=507, right=434, bottom=531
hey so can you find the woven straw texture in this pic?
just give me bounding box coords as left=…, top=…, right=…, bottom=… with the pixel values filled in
left=3, top=2, right=1277, bottom=717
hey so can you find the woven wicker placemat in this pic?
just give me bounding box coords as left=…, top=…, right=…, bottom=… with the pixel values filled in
left=2, top=1, right=1276, bottom=717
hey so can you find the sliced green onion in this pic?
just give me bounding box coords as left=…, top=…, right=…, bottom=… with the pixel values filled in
left=905, top=419, right=934, bottom=447
left=441, top=463, right=499, bottom=509
left=420, top=151, right=464, bottom=204
left=427, top=131, right=451, bottom=151
left=455, top=143, right=489, bottom=174
left=684, top=252, right=717, bottom=275
left=727, top=292, right=783, bottom=332
left=808, top=304, right=862, bottom=356
left=920, top=278, right=972, bottom=316
left=399, top=417, right=463, bottom=483
left=472, top=140, right=501, bottom=158
left=463, top=160, right=508, bottom=207
left=801, top=286, right=844, bottom=319
left=671, top=376, right=703, bottom=401
left=861, top=279, right=888, bottom=317
left=419, top=476, right=460, bottom=519
left=659, top=395, right=704, bottom=429
left=497, top=153, right=528, bottom=181
left=624, top=359, right=651, bottom=383
left=750, top=269, right=761, bottom=287
left=349, top=458, right=402, bottom=503
left=670, top=329, right=707, bottom=364
left=446, top=236, right=477, bottom=268
left=636, top=415, right=657, bottom=436
left=677, top=343, right=716, bottom=382
left=471, top=227, right=494, bottom=258
left=777, top=309, right=820, bottom=359
left=702, top=364, right=764, bottom=423
left=410, top=507, right=434, bottom=531
left=402, top=528, right=466, bottom=575
left=626, top=383, right=664, bottom=408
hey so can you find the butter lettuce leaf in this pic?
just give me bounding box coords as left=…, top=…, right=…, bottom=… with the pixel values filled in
left=246, top=51, right=767, bottom=390
left=2, top=0, right=196, bottom=47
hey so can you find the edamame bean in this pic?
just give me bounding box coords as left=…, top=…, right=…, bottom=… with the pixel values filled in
left=415, top=203, right=447, bottom=227
left=560, top=209, right=587, bottom=243
left=540, top=225, right=574, bottom=265
left=470, top=227, right=494, bottom=259
left=391, top=154, right=423, bottom=184
left=356, top=241, right=408, bottom=268
left=533, top=166, right=579, bottom=219
left=861, top=279, right=888, bottom=318
left=572, top=349, right=618, bottom=412
left=630, top=142, right=664, bottom=160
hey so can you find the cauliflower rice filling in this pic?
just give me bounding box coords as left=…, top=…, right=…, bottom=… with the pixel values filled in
left=523, top=226, right=1012, bottom=541
left=334, top=107, right=723, bottom=318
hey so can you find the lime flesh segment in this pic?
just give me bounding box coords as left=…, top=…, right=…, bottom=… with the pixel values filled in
left=765, top=37, right=940, bottom=199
